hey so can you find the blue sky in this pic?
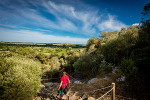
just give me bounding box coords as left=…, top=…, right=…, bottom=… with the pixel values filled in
left=0, top=0, right=149, bottom=44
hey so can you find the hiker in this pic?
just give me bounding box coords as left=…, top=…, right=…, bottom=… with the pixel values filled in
left=58, top=71, right=70, bottom=100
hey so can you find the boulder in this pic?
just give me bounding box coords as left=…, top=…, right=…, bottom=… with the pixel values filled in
left=88, top=78, right=98, bottom=84
left=70, top=95, right=80, bottom=100
left=88, top=97, right=96, bottom=100
left=43, top=82, right=59, bottom=87
left=116, top=76, right=125, bottom=82
left=43, top=82, right=53, bottom=87
left=34, top=97, right=41, bottom=100
left=74, top=81, right=82, bottom=84
left=63, top=95, right=68, bottom=100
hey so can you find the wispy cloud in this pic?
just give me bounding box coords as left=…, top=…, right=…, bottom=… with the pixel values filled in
left=0, top=0, right=127, bottom=33
left=0, top=28, right=88, bottom=44
left=0, top=0, right=129, bottom=43
left=42, top=1, right=98, bottom=34
left=97, top=15, right=127, bottom=31
left=39, top=1, right=127, bottom=33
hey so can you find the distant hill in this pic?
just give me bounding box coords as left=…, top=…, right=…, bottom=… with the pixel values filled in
left=0, top=42, right=86, bottom=48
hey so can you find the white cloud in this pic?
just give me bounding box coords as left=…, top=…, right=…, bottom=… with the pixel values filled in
left=42, top=1, right=129, bottom=34
left=132, top=23, right=139, bottom=26
left=19, top=7, right=78, bottom=33
left=42, top=1, right=100, bottom=34
left=0, top=0, right=128, bottom=43
left=97, top=15, right=127, bottom=31
left=0, top=28, right=88, bottom=44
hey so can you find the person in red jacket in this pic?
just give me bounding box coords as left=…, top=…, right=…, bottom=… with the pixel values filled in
left=58, top=71, right=70, bottom=100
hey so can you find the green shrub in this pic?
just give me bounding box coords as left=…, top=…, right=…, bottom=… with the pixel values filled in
left=120, top=59, right=138, bottom=78
left=73, top=53, right=112, bottom=77
left=0, top=55, right=42, bottom=100
left=35, top=53, right=50, bottom=64
left=98, top=60, right=112, bottom=74
left=49, top=57, right=60, bottom=70
left=73, top=54, right=92, bottom=76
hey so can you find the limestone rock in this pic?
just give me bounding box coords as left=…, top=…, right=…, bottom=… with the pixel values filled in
left=70, top=95, right=80, bottom=100
left=34, top=97, right=41, bottom=100
left=88, top=97, right=96, bottom=100
left=116, top=76, right=125, bottom=82
left=74, top=81, right=82, bottom=84
left=43, top=82, right=59, bottom=87
left=88, top=78, right=98, bottom=84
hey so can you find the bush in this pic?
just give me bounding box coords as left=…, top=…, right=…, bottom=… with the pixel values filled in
left=73, top=55, right=92, bottom=76
left=73, top=53, right=112, bottom=78
left=35, top=53, right=50, bottom=64
left=0, top=55, right=42, bottom=100
left=98, top=60, right=112, bottom=74
left=120, top=59, right=138, bottom=78
left=49, top=57, right=60, bottom=70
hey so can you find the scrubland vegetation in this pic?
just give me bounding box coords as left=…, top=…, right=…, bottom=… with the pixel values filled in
left=0, top=3, right=149, bottom=100
left=0, top=45, right=85, bottom=100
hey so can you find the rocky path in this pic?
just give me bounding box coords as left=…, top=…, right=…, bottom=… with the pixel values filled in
left=34, top=67, right=129, bottom=100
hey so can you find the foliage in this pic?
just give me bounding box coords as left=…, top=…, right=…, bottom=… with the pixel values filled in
left=67, top=47, right=72, bottom=51
left=35, top=53, right=50, bottom=64
left=49, top=57, right=61, bottom=70
left=120, top=59, right=138, bottom=78
left=0, top=54, right=42, bottom=100
left=42, top=69, right=59, bottom=79
left=99, top=26, right=139, bottom=64
left=98, top=60, right=112, bottom=74
left=73, top=53, right=112, bottom=77
left=73, top=55, right=89, bottom=76
left=77, top=3, right=150, bottom=86
left=133, top=3, right=150, bottom=82
left=86, top=37, right=99, bottom=52
left=132, top=46, right=150, bottom=81
left=0, top=46, right=83, bottom=80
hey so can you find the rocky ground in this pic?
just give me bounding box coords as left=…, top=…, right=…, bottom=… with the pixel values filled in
left=34, top=67, right=136, bottom=100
